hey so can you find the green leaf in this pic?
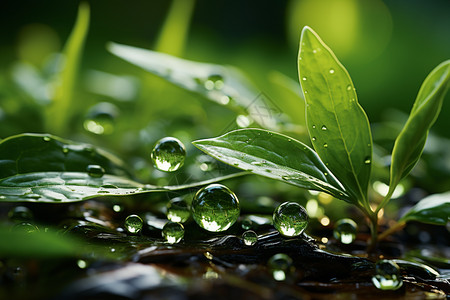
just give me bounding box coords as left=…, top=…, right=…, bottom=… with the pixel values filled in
left=298, top=26, right=372, bottom=208
left=47, top=2, right=90, bottom=135
left=193, top=128, right=349, bottom=201
left=107, top=42, right=283, bottom=131
left=388, top=60, right=450, bottom=195
left=0, top=133, right=247, bottom=203
left=0, top=227, right=81, bottom=258
left=0, top=133, right=131, bottom=179
left=399, top=191, right=450, bottom=225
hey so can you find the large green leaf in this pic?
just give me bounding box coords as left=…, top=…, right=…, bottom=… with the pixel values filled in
left=387, top=60, right=450, bottom=200
left=47, top=2, right=90, bottom=135
left=298, top=26, right=372, bottom=208
left=0, top=133, right=246, bottom=203
left=399, top=191, right=450, bottom=225
left=107, top=42, right=283, bottom=131
left=193, top=128, right=349, bottom=201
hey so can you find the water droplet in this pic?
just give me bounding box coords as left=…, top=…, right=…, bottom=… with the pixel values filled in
left=8, top=206, right=33, bottom=222
left=83, top=102, right=119, bottom=135
left=12, top=222, right=39, bottom=233
left=312, top=125, right=316, bottom=129
left=329, top=68, right=335, bottom=74
left=166, top=197, right=190, bottom=223
left=219, top=95, right=230, bottom=105
left=62, top=146, right=69, bottom=154
left=321, top=125, right=327, bottom=131
left=323, top=143, right=328, bottom=148
left=347, top=85, right=352, bottom=91
left=312, top=137, right=316, bottom=141
left=77, top=259, right=88, bottom=269
left=112, top=204, right=123, bottom=212
left=162, top=221, right=184, bottom=244
left=124, top=214, right=143, bottom=234
left=324, top=172, right=328, bottom=176
left=101, top=184, right=118, bottom=189
left=273, top=202, right=308, bottom=237
left=302, top=77, right=307, bottom=81
left=312, top=49, right=317, bottom=54
left=43, top=136, right=51, bottom=142
left=204, top=74, right=224, bottom=90
left=371, top=260, right=403, bottom=290
left=268, top=253, right=293, bottom=281
left=151, top=137, right=186, bottom=172
left=86, top=164, right=105, bottom=178
left=333, top=218, right=358, bottom=244
left=204, top=252, right=214, bottom=260
left=364, top=157, right=371, bottom=164
left=191, top=184, right=240, bottom=232
left=236, top=115, right=252, bottom=128
left=251, top=161, right=264, bottom=166
left=242, top=230, right=258, bottom=246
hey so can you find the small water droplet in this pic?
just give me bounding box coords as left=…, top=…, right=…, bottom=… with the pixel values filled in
left=162, top=221, right=185, bottom=244
left=77, top=259, right=88, bottom=269
left=43, top=136, right=51, bottom=142
left=86, top=165, right=105, bottom=178
left=324, top=172, right=328, bottom=176
left=124, top=214, right=143, bottom=234
left=312, top=137, right=316, bottom=141
left=12, top=222, right=39, bottom=233
left=323, top=143, right=328, bottom=148
left=364, top=157, right=371, bottom=164
left=312, top=49, right=317, bottom=54
left=304, top=90, right=308, bottom=94
left=329, top=68, right=335, bottom=74
left=302, top=77, right=307, bottom=81
left=312, top=125, right=316, bottom=129
left=273, top=202, right=308, bottom=237
left=83, top=102, right=119, bottom=135
left=151, top=137, right=186, bottom=172
left=204, top=252, right=214, bottom=260
left=268, top=253, right=293, bottom=281
left=347, top=85, right=352, bottom=91
left=321, top=125, right=327, bottom=131
left=8, top=206, right=33, bottom=222
left=236, top=115, right=252, bottom=128
left=251, top=161, right=264, bottom=166
left=166, top=197, right=190, bottom=223
left=371, top=260, right=403, bottom=290
left=333, top=218, right=358, bottom=244
left=62, top=146, right=69, bottom=154
left=112, top=204, right=123, bottom=212
left=242, top=230, right=258, bottom=246
left=204, top=74, right=224, bottom=90
left=191, top=184, right=240, bottom=232
left=100, top=184, right=118, bottom=189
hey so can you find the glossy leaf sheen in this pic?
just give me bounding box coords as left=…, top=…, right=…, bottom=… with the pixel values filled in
left=107, top=42, right=281, bottom=130
left=193, top=128, right=349, bottom=201
left=389, top=60, right=450, bottom=191
left=399, top=192, right=450, bottom=225
left=298, top=27, right=372, bottom=207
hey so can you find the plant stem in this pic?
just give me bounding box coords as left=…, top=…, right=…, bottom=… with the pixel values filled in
left=367, top=212, right=379, bottom=253
left=375, top=186, right=395, bottom=214
left=378, top=221, right=406, bottom=241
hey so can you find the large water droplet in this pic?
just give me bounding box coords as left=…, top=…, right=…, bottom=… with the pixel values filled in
left=204, top=74, right=224, bottom=90
left=242, top=230, right=258, bottom=246
left=321, top=125, right=327, bottom=131
left=8, top=206, right=33, bottom=222
left=191, top=184, right=240, bottom=232
left=268, top=253, right=293, bottom=281
left=333, top=218, right=358, bottom=244
left=273, top=202, right=308, bottom=237
left=86, top=165, right=105, bottom=178
left=124, top=214, right=143, bottom=234
left=166, top=197, right=190, bottom=223
left=162, top=221, right=184, bottom=244
left=151, top=137, right=186, bottom=172
left=371, top=260, right=403, bottom=290
left=83, top=102, right=119, bottom=135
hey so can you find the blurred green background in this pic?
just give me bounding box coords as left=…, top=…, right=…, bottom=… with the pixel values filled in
left=0, top=0, right=449, bottom=161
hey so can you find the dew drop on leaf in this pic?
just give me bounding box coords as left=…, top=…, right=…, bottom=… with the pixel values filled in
left=312, top=125, right=316, bottom=129
left=86, top=164, right=105, bottom=178
left=347, top=85, right=352, bottom=91
left=83, top=102, right=119, bottom=135
left=166, top=197, right=190, bottom=223
left=312, top=137, right=316, bottom=141
left=43, top=136, right=51, bottom=142
left=162, top=221, right=184, bottom=244
left=371, top=260, right=403, bottom=290
left=323, top=143, right=328, bottom=148
left=273, top=202, right=308, bottom=237
left=364, top=157, right=371, bottom=164
left=329, top=68, right=335, bottom=74
left=124, top=214, right=143, bottom=234
left=13, top=222, right=39, bottom=233
left=242, top=230, right=258, bottom=246
left=268, top=253, right=293, bottom=281
left=151, top=137, right=186, bottom=172
left=333, top=218, right=358, bottom=244
left=321, top=125, right=327, bottom=131
left=204, top=74, right=224, bottom=90
left=62, top=146, right=69, bottom=154
left=191, top=184, right=240, bottom=232
left=302, top=77, right=307, bottom=81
